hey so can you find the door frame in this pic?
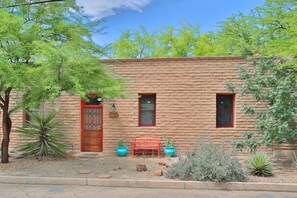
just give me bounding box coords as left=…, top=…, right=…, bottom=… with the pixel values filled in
left=80, top=99, right=103, bottom=152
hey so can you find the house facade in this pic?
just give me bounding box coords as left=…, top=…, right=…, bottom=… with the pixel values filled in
left=3, top=56, right=262, bottom=154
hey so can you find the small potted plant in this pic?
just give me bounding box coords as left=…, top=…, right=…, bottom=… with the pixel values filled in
left=116, top=139, right=128, bottom=157
left=164, top=139, right=176, bottom=157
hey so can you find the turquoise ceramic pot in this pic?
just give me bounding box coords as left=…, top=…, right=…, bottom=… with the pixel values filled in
left=164, top=147, right=176, bottom=157
left=116, top=146, right=128, bottom=157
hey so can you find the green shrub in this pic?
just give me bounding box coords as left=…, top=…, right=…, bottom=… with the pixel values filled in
left=165, top=142, right=247, bottom=182
left=247, top=153, right=273, bottom=176
left=17, top=111, right=67, bottom=159
left=232, top=132, right=262, bottom=154
left=117, top=139, right=126, bottom=147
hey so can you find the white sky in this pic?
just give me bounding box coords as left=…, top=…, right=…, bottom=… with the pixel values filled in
left=76, top=0, right=152, bottom=19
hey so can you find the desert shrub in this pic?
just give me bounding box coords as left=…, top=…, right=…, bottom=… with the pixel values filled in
left=17, top=111, right=67, bottom=159
left=166, top=142, right=247, bottom=182
left=247, top=153, right=273, bottom=176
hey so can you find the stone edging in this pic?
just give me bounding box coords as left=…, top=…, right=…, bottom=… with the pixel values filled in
left=0, top=176, right=296, bottom=192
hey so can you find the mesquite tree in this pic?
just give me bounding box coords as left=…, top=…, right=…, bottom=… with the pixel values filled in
left=221, top=0, right=297, bottom=147
left=0, top=0, right=125, bottom=163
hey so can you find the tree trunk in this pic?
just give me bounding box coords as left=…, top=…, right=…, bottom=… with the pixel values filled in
left=1, top=87, right=12, bottom=163
left=1, top=113, right=11, bottom=163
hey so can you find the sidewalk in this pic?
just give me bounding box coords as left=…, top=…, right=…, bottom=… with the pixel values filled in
left=1, top=176, right=297, bottom=193
left=0, top=154, right=297, bottom=192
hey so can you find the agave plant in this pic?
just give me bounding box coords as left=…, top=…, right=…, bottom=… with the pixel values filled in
left=17, top=111, right=67, bottom=159
left=247, top=153, right=273, bottom=176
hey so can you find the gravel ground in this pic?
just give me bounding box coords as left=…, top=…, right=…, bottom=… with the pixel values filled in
left=1, top=154, right=297, bottom=183
left=0, top=154, right=176, bottom=180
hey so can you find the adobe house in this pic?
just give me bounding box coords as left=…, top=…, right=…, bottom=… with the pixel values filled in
left=3, top=56, right=263, bottom=154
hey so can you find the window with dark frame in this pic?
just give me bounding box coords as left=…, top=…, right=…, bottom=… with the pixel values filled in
left=216, top=94, right=234, bottom=128
left=23, top=107, right=41, bottom=127
left=139, top=94, right=156, bottom=126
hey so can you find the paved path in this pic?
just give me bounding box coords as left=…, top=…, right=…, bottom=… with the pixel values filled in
left=1, top=184, right=297, bottom=198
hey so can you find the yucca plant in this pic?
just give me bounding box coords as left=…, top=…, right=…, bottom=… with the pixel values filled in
left=247, top=153, right=273, bottom=176
left=17, top=111, right=67, bottom=159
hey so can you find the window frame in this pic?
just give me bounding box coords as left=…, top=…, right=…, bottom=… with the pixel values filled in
left=138, top=93, right=156, bottom=127
left=216, top=94, right=235, bottom=128
left=23, top=107, right=41, bottom=127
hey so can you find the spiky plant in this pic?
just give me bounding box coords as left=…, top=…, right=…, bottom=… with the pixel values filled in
left=247, top=153, right=273, bottom=176
left=17, top=111, right=67, bottom=159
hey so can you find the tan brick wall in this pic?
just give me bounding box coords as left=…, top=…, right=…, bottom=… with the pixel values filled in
left=103, top=57, right=261, bottom=153
left=3, top=56, right=271, bottom=154
left=1, top=92, right=81, bottom=152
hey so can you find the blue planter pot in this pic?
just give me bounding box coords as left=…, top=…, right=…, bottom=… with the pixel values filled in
left=116, top=146, right=128, bottom=157
left=164, top=147, right=176, bottom=157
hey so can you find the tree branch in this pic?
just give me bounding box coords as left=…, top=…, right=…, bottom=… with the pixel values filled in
left=0, top=97, right=4, bottom=109
left=0, top=95, right=4, bottom=104
left=0, top=0, right=65, bottom=8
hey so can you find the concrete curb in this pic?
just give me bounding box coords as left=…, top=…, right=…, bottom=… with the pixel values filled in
left=0, top=176, right=297, bottom=192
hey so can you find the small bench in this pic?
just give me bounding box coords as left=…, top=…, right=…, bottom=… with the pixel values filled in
left=132, top=137, right=160, bottom=157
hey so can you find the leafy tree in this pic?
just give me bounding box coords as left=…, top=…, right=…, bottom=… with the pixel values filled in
left=111, top=26, right=154, bottom=58
left=0, top=0, right=125, bottom=163
left=154, top=22, right=199, bottom=57
left=222, top=0, right=297, bottom=146
left=111, top=22, right=225, bottom=58
left=218, top=0, right=297, bottom=59
left=234, top=59, right=297, bottom=147
left=193, top=32, right=226, bottom=56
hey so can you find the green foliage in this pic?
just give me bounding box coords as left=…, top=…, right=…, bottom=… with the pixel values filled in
left=16, top=111, right=66, bottom=159
left=247, top=153, right=273, bottom=176
left=225, top=81, right=236, bottom=92
left=165, top=139, right=174, bottom=147
left=219, top=0, right=297, bottom=147
left=232, top=132, right=262, bottom=154
left=117, top=139, right=126, bottom=147
left=166, top=142, right=247, bottom=182
left=0, top=0, right=126, bottom=162
left=218, top=0, right=297, bottom=59
left=0, top=0, right=125, bottom=112
left=238, top=59, right=297, bottom=146
left=111, top=22, right=226, bottom=58
left=111, top=26, right=154, bottom=58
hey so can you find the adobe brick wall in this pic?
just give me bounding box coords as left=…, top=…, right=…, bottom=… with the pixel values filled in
left=103, top=57, right=262, bottom=153
left=2, top=56, right=271, bottom=154
left=0, top=92, right=81, bottom=153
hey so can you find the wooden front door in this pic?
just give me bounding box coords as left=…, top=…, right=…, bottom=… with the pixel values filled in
left=81, top=97, right=103, bottom=152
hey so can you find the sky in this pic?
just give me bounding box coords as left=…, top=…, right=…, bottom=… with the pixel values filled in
left=76, top=0, right=266, bottom=45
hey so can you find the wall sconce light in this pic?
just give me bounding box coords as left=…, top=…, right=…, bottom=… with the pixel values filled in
left=109, top=103, right=119, bottom=118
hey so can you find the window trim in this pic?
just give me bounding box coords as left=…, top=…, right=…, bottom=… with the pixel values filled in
left=23, top=106, right=42, bottom=127
left=138, top=93, right=156, bottom=127
left=216, top=93, right=235, bottom=128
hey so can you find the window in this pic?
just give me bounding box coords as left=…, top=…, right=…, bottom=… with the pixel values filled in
left=216, top=94, right=234, bottom=128
left=23, top=106, right=41, bottom=126
left=139, top=94, right=156, bottom=126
